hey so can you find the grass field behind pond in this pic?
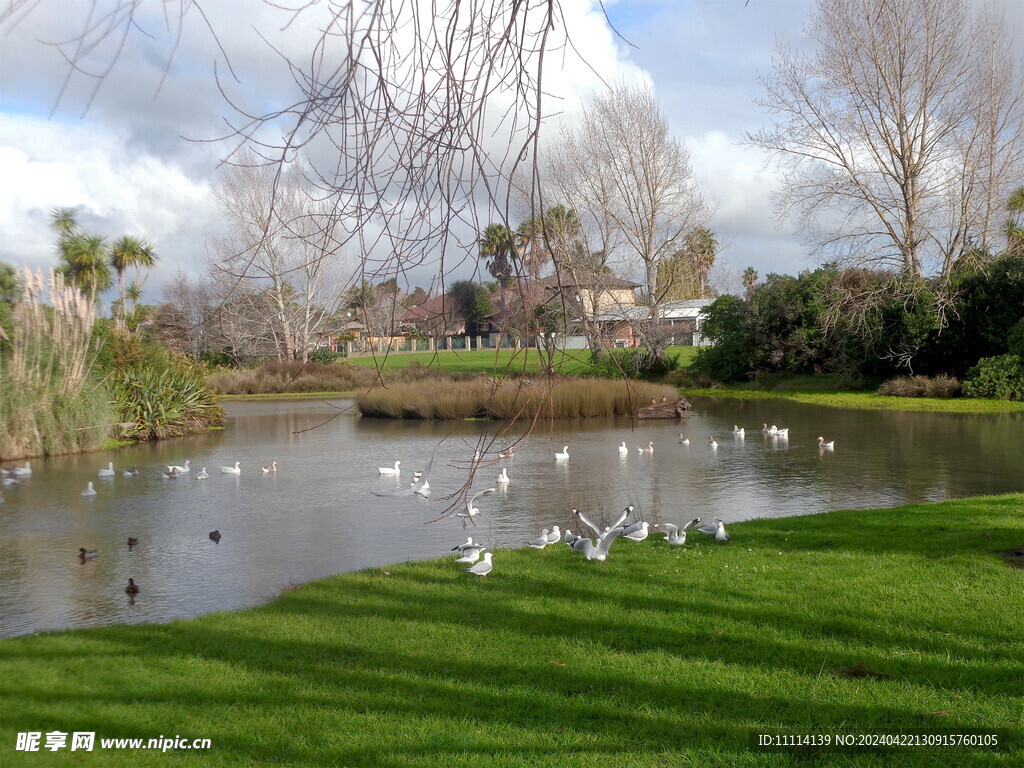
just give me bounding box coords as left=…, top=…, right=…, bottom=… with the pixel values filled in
left=2, top=495, right=1022, bottom=767
left=346, top=346, right=700, bottom=376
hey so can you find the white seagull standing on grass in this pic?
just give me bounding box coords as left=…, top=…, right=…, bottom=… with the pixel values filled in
left=545, top=527, right=562, bottom=545
left=526, top=530, right=550, bottom=549
left=699, top=518, right=730, bottom=542
left=570, top=527, right=624, bottom=562
left=455, top=545, right=487, bottom=564
left=466, top=552, right=494, bottom=577
left=654, top=518, right=702, bottom=546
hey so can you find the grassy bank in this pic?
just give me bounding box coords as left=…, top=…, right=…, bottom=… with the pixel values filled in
left=680, top=379, right=1024, bottom=415
left=1, top=494, right=1021, bottom=766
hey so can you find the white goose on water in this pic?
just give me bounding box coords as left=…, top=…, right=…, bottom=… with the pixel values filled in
left=497, top=468, right=510, bottom=485
left=618, top=441, right=629, bottom=455
left=98, top=462, right=115, bottom=478
left=678, top=433, right=690, bottom=445
left=82, top=481, right=97, bottom=497
left=378, top=461, right=402, bottom=475
left=167, top=460, right=191, bottom=474
left=195, top=467, right=209, bottom=480
left=637, top=441, right=654, bottom=454
left=762, top=423, right=774, bottom=434
left=733, top=425, right=745, bottom=437
left=122, top=465, right=138, bottom=477
left=262, top=461, right=277, bottom=473
left=12, top=461, right=32, bottom=477
left=818, top=436, right=835, bottom=450
left=220, top=461, right=241, bottom=475
left=554, top=445, right=570, bottom=460
left=708, top=435, right=719, bottom=450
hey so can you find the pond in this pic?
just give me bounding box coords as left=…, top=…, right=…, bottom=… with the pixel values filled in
left=2, top=396, right=1021, bottom=638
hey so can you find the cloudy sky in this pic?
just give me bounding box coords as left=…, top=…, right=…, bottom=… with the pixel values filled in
left=1, top=0, right=1021, bottom=302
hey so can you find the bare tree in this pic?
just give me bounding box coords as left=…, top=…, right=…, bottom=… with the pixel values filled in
left=210, top=152, right=348, bottom=362
left=546, top=83, right=712, bottom=362
left=749, top=0, right=1024, bottom=278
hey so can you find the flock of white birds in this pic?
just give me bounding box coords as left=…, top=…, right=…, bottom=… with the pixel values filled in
left=433, top=421, right=836, bottom=579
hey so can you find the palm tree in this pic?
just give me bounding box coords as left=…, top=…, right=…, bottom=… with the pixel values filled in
left=479, top=223, right=516, bottom=287
left=742, top=267, right=759, bottom=299
left=110, top=236, right=157, bottom=329
left=1007, top=186, right=1024, bottom=257
left=684, top=227, right=718, bottom=298
left=57, top=233, right=112, bottom=299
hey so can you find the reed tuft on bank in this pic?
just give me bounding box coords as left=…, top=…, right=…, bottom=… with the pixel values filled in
left=356, top=376, right=678, bottom=419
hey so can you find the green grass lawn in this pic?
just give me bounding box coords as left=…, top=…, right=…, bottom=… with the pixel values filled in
left=679, top=384, right=1024, bottom=414
left=2, top=495, right=1021, bottom=766
left=345, top=346, right=700, bottom=377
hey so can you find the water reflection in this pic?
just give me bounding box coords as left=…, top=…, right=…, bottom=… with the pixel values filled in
left=1, top=397, right=1021, bottom=637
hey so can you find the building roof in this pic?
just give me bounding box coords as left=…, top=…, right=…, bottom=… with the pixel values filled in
left=592, top=298, right=714, bottom=323
left=537, top=272, right=642, bottom=291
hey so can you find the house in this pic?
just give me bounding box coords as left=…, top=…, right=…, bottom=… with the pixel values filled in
left=399, top=293, right=466, bottom=337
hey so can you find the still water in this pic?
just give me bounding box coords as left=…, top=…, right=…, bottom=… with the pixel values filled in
left=1, top=397, right=1021, bottom=637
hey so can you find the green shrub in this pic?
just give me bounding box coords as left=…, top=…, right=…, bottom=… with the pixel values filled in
left=111, top=357, right=225, bottom=440
left=309, top=347, right=343, bottom=364
left=962, top=354, right=1024, bottom=400
left=587, top=348, right=680, bottom=380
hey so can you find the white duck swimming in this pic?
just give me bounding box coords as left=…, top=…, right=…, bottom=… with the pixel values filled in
left=98, top=462, right=115, bottom=478
left=377, top=461, right=402, bottom=475
left=618, top=441, right=629, bottom=455
left=818, top=436, right=835, bottom=450
left=82, top=481, right=97, bottom=497
left=554, top=445, right=569, bottom=460
left=167, top=460, right=191, bottom=474
left=195, top=467, right=209, bottom=479
left=220, top=461, right=241, bottom=475
left=497, top=468, right=510, bottom=485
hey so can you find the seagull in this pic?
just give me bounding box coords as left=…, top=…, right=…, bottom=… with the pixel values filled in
left=456, top=488, right=496, bottom=528
left=497, top=468, right=510, bottom=485
left=733, top=425, right=745, bottom=437
left=637, top=441, right=654, bottom=454
left=699, top=518, right=730, bottom=542
left=98, top=462, right=115, bottom=478
left=678, top=433, right=690, bottom=445
left=455, top=545, right=487, bottom=564
left=262, top=461, right=278, bottom=473
left=378, top=461, right=402, bottom=475
left=195, top=467, right=209, bottom=479
left=122, top=465, right=139, bottom=477
left=574, top=506, right=631, bottom=541
left=167, top=460, right=191, bottom=474
left=618, top=520, right=650, bottom=542
left=451, top=537, right=476, bottom=552
left=708, top=435, right=718, bottom=449
left=570, top=527, right=624, bottom=561
left=526, top=529, right=550, bottom=549
left=220, top=461, right=241, bottom=475
left=618, top=441, right=629, bottom=455
left=818, top=436, right=835, bottom=450
left=654, top=523, right=687, bottom=545
left=554, top=445, right=569, bottom=460
left=545, top=526, right=562, bottom=544
left=466, top=552, right=493, bottom=578
left=82, top=482, right=97, bottom=497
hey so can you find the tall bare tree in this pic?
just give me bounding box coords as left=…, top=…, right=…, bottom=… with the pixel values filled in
left=749, top=0, right=1024, bottom=278
left=546, top=84, right=712, bottom=361
left=210, top=152, right=348, bottom=362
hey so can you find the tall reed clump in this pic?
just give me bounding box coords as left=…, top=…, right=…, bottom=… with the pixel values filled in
left=357, top=376, right=679, bottom=419
left=0, top=268, right=114, bottom=459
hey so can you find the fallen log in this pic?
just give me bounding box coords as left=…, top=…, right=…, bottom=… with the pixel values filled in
left=637, top=397, right=691, bottom=419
